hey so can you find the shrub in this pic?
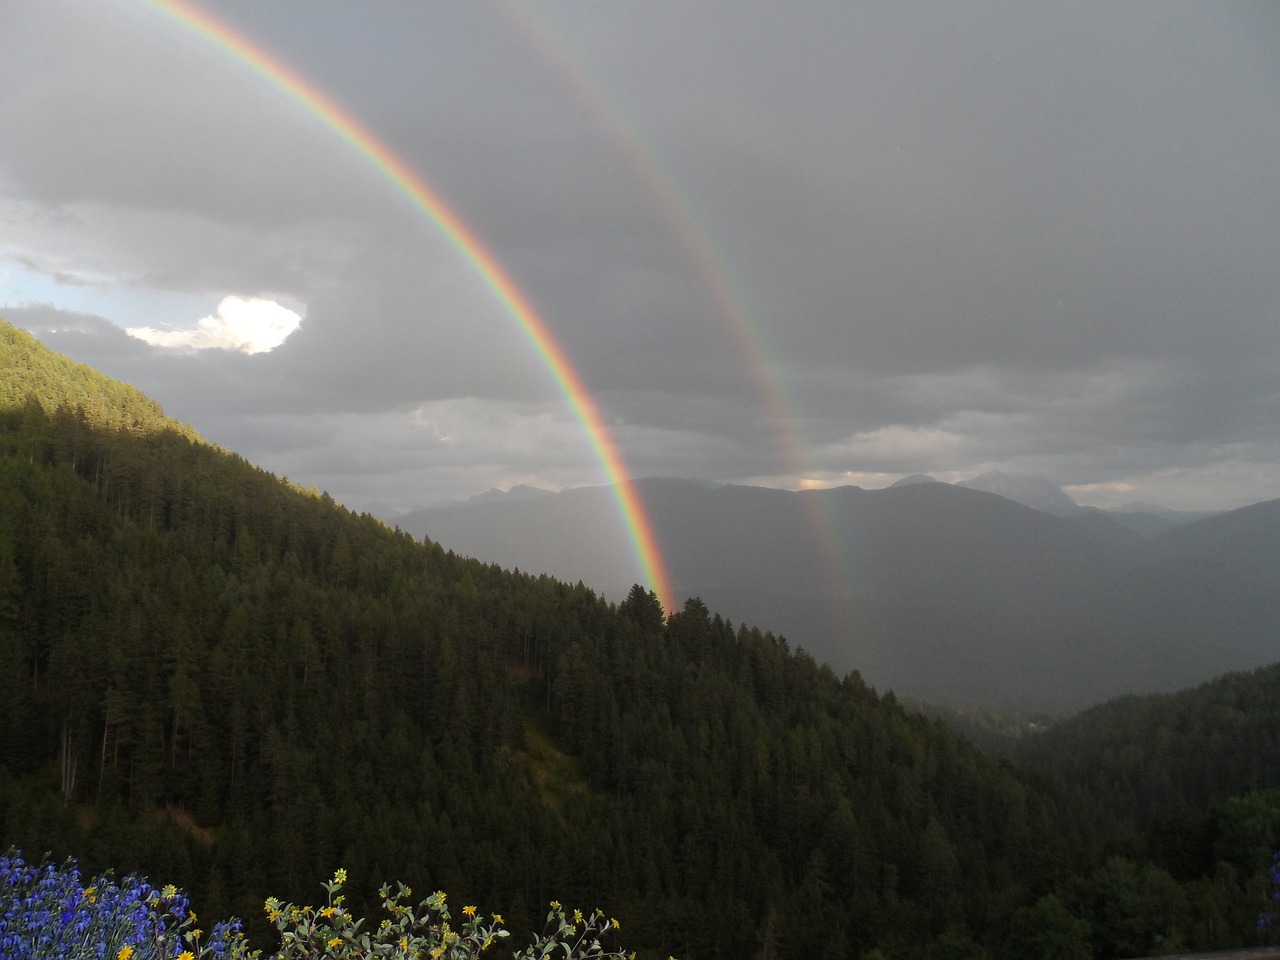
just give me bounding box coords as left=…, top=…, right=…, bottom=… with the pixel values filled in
left=0, top=851, right=644, bottom=960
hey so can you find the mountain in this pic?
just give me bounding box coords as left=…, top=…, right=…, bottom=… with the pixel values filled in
left=1018, top=661, right=1280, bottom=826
left=889, top=473, right=940, bottom=487
left=467, top=483, right=555, bottom=504
left=399, top=477, right=1275, bottom=713
left=5, top=319, right=1279, bottom=959
left=958, top=470, right=1082, bottom=516
left=0, top=320, right=1092, bottom=958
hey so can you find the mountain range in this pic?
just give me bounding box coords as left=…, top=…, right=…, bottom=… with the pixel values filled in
left=398, top=477, right=1279, bottom=713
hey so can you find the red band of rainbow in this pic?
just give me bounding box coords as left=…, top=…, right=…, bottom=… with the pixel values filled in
left=140, top=0, right=675, bottom=612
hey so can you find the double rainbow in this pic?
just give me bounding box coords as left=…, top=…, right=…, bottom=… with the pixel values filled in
left=140, top=0, right=674, bottom=611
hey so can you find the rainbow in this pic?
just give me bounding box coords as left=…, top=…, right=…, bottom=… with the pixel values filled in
left=139, top=0, right=675, bottom=611
left=505, top=6, right=855, bottom=621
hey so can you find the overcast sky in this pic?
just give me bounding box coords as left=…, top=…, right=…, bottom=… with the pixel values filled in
left=2, top=0, right=1278, bottom=517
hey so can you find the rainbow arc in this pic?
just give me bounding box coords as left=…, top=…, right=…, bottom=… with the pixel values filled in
left=141, top=0, right=675, bottom=611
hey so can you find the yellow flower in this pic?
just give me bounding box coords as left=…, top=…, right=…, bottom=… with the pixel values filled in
left=573, top=909, right=583, bottom=924
left=116, top=948, right=134, bottom=960
left=462, top=905, right=476, bottom=918
left=162, top=884, right=178, bottom=899
left=492, top=914, right=504, bottom=925
left=611, top=918, right=621, bottom=930
left=332, top=868, right=347, bottom=885
left=549, top=900, right=561, bottom=910
left=320, top=906, right=336, bottom=919
left=328, top=938, right=342, bottom=949
left=177, top=952, right=194, bottom=960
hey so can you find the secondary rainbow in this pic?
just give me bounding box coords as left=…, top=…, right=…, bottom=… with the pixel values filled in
left=140, top=0, right=674, bottom=611
left=505, top=4, right=854, bottom=621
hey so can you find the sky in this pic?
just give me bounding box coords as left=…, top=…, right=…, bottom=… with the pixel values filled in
left=2, top=0, right=1279, bottom=521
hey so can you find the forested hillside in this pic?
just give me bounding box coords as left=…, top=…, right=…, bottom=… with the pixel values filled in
left=1, top=320, right=1278, bottom=959
left=1018, top=664, right=1280, bottom=878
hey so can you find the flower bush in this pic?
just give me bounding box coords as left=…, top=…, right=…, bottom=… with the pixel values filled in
left=0, top=851, right=246, bottom=960
left=0, top=852, right=642, bottom=960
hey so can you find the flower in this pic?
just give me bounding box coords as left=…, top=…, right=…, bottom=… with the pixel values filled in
left=492, top=914, right=504, bottom=925
left=332, top=868, right=347, bottom=885
left=177, top=953, right=194, bottom=960
left=116, top=948, right=134, bottom=960
left=462, top=905, right=476, bottom=918
left=328, top=937, right=342, bottom=949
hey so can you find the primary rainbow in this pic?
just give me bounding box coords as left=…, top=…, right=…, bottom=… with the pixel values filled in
left=505, top=4, right=854, bottom=621
left=140, top=0, right=675, bottom=611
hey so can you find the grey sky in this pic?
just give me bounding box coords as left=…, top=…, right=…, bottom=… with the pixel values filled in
left=2, top=0, right=1278, bottom=517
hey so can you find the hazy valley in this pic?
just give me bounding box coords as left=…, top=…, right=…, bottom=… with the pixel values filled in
left=398, top=477, right=1280, bottom=714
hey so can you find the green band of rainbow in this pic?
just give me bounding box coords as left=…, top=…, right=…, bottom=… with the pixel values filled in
left=141, top=0, right=674, bottom=611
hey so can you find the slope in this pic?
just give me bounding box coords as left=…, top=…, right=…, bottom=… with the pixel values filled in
left=0, top=320, right=1089, bottom=959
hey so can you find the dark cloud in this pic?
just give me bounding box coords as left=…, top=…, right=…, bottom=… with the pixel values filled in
left=2, top=0, right=1278, bottom=513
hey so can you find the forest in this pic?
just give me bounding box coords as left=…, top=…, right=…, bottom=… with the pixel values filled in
left=1, top=317, right=1279, bottom=959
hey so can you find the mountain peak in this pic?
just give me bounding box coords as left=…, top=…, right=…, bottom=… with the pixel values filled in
left=890, top=473, right=940, bottom=487
left=467, top=484, right=555, bottom=505
left=959, top=471, right=1080, bottom=516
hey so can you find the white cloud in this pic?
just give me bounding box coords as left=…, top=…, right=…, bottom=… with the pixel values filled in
left=128, top=296, right=301, bottom=354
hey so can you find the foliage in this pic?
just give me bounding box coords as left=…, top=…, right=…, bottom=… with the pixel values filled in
left=264, top=870, right=634, bottom=960
left=0, top=850, right=246, bottom=959
left=0, top=854, right=639, bottom=960
left=4, top=320, right=1280, bottom=958
left=1017, top=664, right=1280, bottom=827
left=0, top=368, right=1081, bottom=957
left=1261, top=852, right=1280, bottom=939
left=0, top=322, right=199, bottom=440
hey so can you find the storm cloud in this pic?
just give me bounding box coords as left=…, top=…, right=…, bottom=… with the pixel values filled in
left=2, top=0, right=1277, bottom=514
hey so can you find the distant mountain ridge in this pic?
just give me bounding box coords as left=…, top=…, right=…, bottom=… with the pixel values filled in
left=468, top=483, right=555, bottom=504
left=398, top=477, right=1277, bottom=713
left=959, top=470, right=1083, bottom=516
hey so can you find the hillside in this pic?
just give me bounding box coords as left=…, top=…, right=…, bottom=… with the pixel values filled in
left=1018, top=662, right=1280, bottom=826
left=0, top=320, right=1080, bottom=958
left=399, top=478, right=1276, bottom=713
left=0, top=321, right=198, bottom=438
left=4, top=319, right=1280, bottom=959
